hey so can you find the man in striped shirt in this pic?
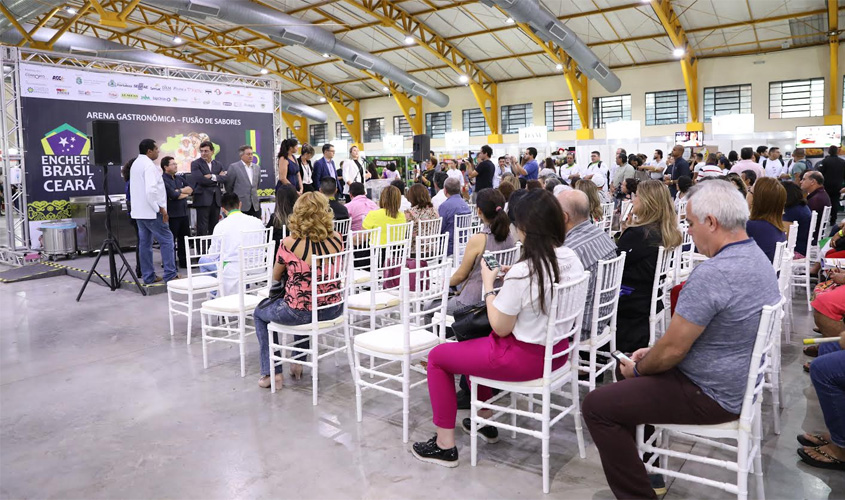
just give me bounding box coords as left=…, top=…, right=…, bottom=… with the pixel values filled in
left=558, top=190, right=618, bottom=340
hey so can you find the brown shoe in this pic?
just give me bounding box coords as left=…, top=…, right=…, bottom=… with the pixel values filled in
left=153, top=275, right=163, bottom=283
left=258, top=373, right=283, bottom=389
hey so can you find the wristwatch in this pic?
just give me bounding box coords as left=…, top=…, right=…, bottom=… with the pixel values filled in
left=483, top=290, right=497, bottom=300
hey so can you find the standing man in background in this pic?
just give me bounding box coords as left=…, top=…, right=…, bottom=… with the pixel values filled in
left=513, top=147, right=539, bottom=186
left=668, top=145, right=690, bottom=198
left=190, top=140, right=227, bottom=236
left=762, top=147, right=789, bottom=179
left=783, top=148, right=811, bottom=183
left=225, top=145, right=261, bottom=218
left=493, top=156, right=507, bottom=189
left=131, top=139, right=177, bottom=284
left=584, top=151, right=609, bottom=193
left=312, top=143, right=342, bottom=194
left=818, top=145, right=845, bottom=227
left=467, top=145, right=495, bottom=199
left=560, top=153, right=581, bottom=183
left=643, top=149, right=667, bottom=180
left=162, top=156, right=192, bottom=269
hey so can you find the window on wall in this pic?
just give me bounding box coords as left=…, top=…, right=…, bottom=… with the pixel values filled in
left=393, top=115, right=413, bottom=138
left=286, top=127, right=296, bottom=140
left=544, top=100, right=582, bottom=131
left=645, top=89, right=688, bottom=126
left=335, top=122, right=351, bottom=141
left=500, top=103, right=533, bottom=134
left=592, top=95, right=631, bottom=128
left=462, top=108, right=492, bottom=137
left=703, top=84, right=751, bottom=122
left=363, top=117, right=384, bottom=143
left=769, top=78, right=825, bottom=119
left=425, top=111, right=451, bottom=138
left=309, top=124, right=327, bottom=146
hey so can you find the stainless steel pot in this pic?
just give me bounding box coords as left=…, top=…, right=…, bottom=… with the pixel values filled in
left=40, top=220, right=77, bottom=256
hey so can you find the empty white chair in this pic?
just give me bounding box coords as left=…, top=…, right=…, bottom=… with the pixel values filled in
left=200, top=242, right=273, bottom=377
left=810, top=205, right=831, bottom=262
left=267, top=249, right=351, bottom=405
left=673, top=224, right=696, bottom=284
left=347, top=232, right=411, bottom=334
left=333, top=218, right=351, bottom=239
left=648, top=246, right=677, bottom=346
left=347, top=260, right=452, bottom=442
left=452, top=213, right=482, bottom=269
left=676, top=198, right=688, bottom=223
left=470, top=273, right=590, bottom=494
left=415, top=232, right=450, bottom=267
left=780, top=222, right=797, bottom=343
left=791, top=209, right=818, bottom=310
left=763, top=240, right=788, bottom=435
left=578, top=253, right=626, bottom=392
left=599, top=202, right=614, bottom=234
left=387, top=221, right=413, bottom=245
left=348, top=227, right=382, bottom=288
left=416, top=217, right=443, bottom=241
left=166, top=234, right=222, bottom=344
left=637, top=298, right=784, bottom=500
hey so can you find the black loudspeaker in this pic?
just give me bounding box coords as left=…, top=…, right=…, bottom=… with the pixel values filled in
left=88, top=120, right=122, bottom=166
left=412, top=134, right=430, bottom=163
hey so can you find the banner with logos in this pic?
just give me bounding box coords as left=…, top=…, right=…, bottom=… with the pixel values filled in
left=18, top=63, right=276, bottom=222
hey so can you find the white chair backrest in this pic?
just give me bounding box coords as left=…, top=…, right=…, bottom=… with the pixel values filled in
left=676, top=198, right=688, bottom=222
left=805, top=209, right=819, bottom=261
left=673, top=225, right=696, bottom=282
left=453, top=212, right=482, bottom=265
left=185, top=234, right=221, bottom=280
left=349, top=227, right=382, bottom=270
left=242, top=227, right=272, bottom=245
left=333, top=218, right=351, bottom=238
left=308, top=249, right=351, bottom=322
left=236, top=241, right=274, bottom=307
left=650, top=246, right=676, bottom=317
left=738, top=298, right=785, bottom=428
left=772, top=240, right=787, bottom=274
left=542, top=273, right=590, bottom=382
left=387, top=221, right=413, bottom=245
left=417, top=217, right=443, bottom=239
left=620, top=200, right=633, bottom=224
left=371, top=234, right=411, bottom=292
left=785, top=221, right=798, bottom=255
left=599, top=202, right=614, bottom=233
left=778, top=251, right=792, bottom=297
left=818, top=205, right=831, bottom=243
left=415, top=232, right=450, bottom=264
left=482, top=244, right=522, bottom=296
left=400, top=258, right=453, bottom=343
left=589, top=252, right=626, bottom=340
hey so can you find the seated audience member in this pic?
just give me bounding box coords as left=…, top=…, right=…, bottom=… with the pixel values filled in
left=558, top=189, right=618, bottom=340
left=782, top=181, right=812, bottom=258
left=729, top=146, right=765, bottom=178
left=431, top=172, right=449, bottom=211
left=823, top=221, right=845, bottom=258
left=345, top=182, right=378, bottom=232
left=800, top=171, right=831, bottom=242
left=745, top=177, right=787, bottom=262
left=616, top=180, right=682, bottom=352
left=391, top=179, right=412, bottom=212
left=382, top=162, right=399, bottom=181
left=742, top=169, right=757, bottom=210
left=404, top=183, right=440, bottom=254
left=268, top=184, right=298, bottom=257
left=725, top=172, right=748, bottom=198
left=674, top=176, right=692, bottom=207
left=439, top=178, right=472, bottom=256
left=448, top=188, right=516, bottom=314
left=501, top=172, right=521, bottom=193
left=526, top=179, right=543, bottom=191
left=544, top=177, right=562, bottom=194
left=621, top=178, right=638, bottom=200
left=798, top=332, right=845, bottom=471
left=583, top=179, right=781, bottom=499
left=412, top=189, right=585, bottom=467
left=498, top=180, right=516, bottom=210
left=575, top=179, right=605, bottom=223
left=320, top=176, right=349, bottom=221
left=363, top=185, right=406, bottom=245
left=210, top=192, right=267, bottom=296
left=252, top=193, right=344, bottom=389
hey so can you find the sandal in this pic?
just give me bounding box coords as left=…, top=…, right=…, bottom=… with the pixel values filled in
left=797, top=446, right=845, bottom=471
left=803, top=361, right=812, bottom=373
left=797, top=433, right=830, bottom=447
left=803, top=345, right=819, bottom=358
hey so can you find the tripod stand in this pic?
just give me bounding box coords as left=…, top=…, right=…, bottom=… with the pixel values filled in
left=76, top=163, right=146, bottom=301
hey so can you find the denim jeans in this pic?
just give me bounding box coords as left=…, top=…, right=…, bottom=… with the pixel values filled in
left=253, top=299, right=343, bottom=377
left=811, top=342, right=845, bottom=447
left=136, top=214, right=177, bottom=284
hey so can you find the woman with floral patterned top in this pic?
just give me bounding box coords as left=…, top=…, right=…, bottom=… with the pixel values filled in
left=253, top=192, right=344, bottom=389
left=404, top=183, right=440, bottom=254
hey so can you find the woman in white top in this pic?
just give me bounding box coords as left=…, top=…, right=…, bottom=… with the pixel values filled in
left=298, top=143, right=315, bottom=192
left=412, top=189, right=585, bottom=467
left=340, top=145, right=370, bottom=196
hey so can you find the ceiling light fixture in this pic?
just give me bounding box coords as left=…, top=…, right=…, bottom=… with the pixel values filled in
left=404, top=35, right=415, bottom=45
left=260, top=68, right=269, bottom=74
left=319, top=96, right=327, bottom=102
left=672, top=47, right=685, bottom=58
left=555, top=63, right=563, bottom=70
left=505, top=17, right=515, bottom=24
left=382, top=86, right=389, bottom=92
left=459, top=75, right=469, bottom=83
left=66, top=7, right=77, bottom=14
left=322, top=53, right=330, bottom=58
left=173, top=36, right=183, bottom=44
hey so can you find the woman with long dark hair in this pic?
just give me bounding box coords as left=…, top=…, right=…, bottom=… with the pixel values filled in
left=276, top=138, right=301, bottom=194
left=412, top=189, right=585, bottom=467
left=298, top=143, right=315, bottom=193
left=447, top=188, right=516, bottom=314
left=268, top=183, right=299, bottom=256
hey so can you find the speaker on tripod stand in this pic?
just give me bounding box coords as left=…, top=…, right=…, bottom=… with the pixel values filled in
left=76, top=120, right=146, bottom=301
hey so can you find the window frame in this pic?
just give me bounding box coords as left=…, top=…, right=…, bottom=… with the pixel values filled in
left=703, top=83, right=752, bottom=122
left=462, top=108, right=492, bottom=137
left=335, top=122, right=351, bottom=141
left=309, top=123, right=327, bottom=146
left=591, top=95, right=631, bottom=129
left=362, top=117, right=385, bottom=143
left=644, top=89, right=689, bottom=126
left=393, top=115, right=414, bottom=138
left=500, top=103, right=533, bottom=134
left=425, top=111, right=451, bottom=139
left=544, top=99, right=582, bottom=131
left=768, top=78, right=825, bottom=119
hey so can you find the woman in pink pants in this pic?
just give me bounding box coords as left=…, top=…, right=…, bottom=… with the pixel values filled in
left=412, top=189, right=586, bottom=467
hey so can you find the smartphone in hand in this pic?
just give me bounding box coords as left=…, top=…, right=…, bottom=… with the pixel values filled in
left=482, top=252, right=499, bottom=270
left=611, top=350, right=633, bottom=364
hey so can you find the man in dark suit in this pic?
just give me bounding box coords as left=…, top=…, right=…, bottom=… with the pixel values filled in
left=162, top=155, right=192, bottom=268
left=225, top=145, right=262, bottom=218
left=190, top=140, right=227, bottom=236
left=312, top=143, right=342, bottom=194
left=669, top=145, right=690, bottom=198
left=319, top=177, right=349, bottom=221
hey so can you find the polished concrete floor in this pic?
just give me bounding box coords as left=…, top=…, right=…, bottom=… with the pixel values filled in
left=1, top=273, right=843, bottom=499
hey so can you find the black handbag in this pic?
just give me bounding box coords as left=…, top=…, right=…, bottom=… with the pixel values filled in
left=449, top=301, right=492, bottom=342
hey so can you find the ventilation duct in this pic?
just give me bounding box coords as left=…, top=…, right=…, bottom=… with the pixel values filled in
left=142, top=0, right=450, bottom=107
left=282, top=99, right=328, bottom=123
left=481, top=0, right=622, bottom=93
